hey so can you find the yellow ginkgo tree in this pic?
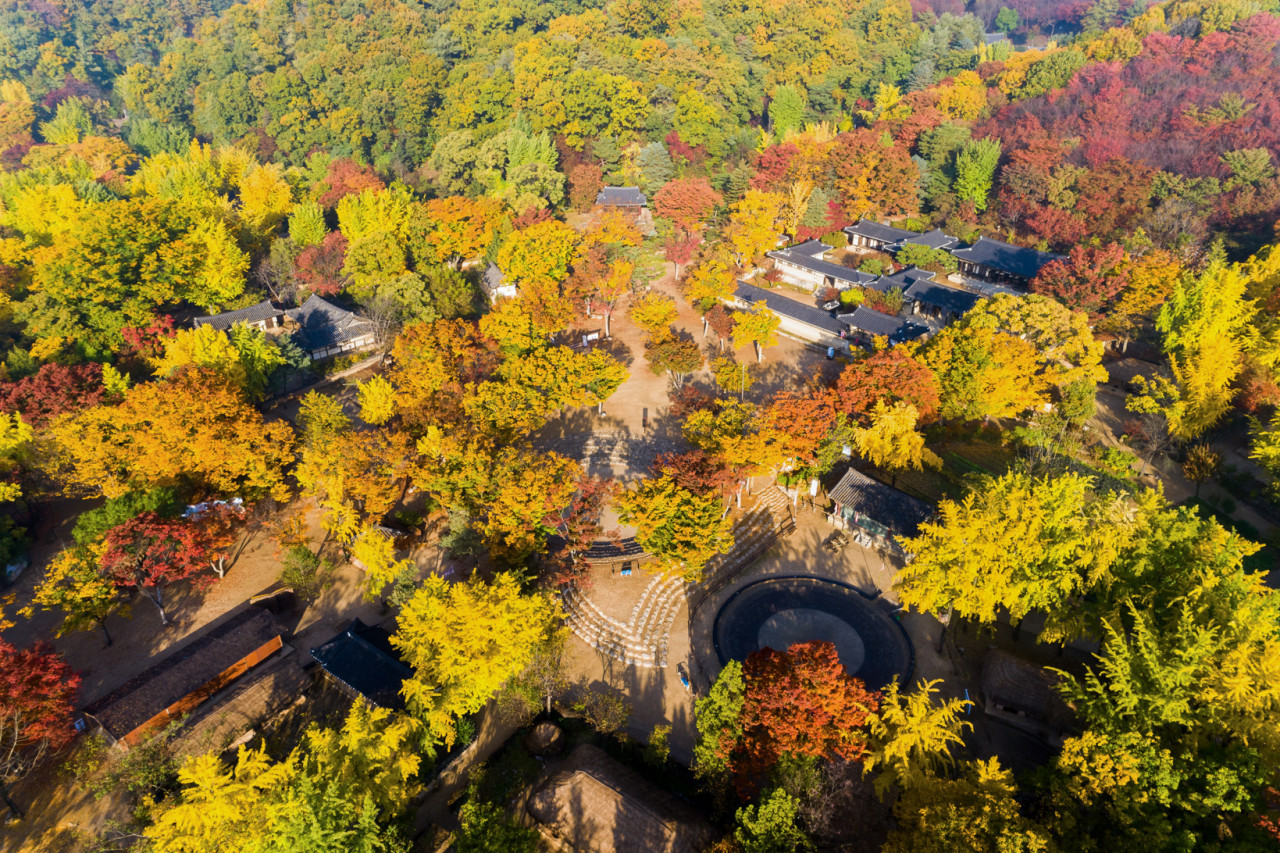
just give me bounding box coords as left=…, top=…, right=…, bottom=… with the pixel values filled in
left=146, top=701, right=421, bottom=852
left=852, top=401, right=941, bottom=485
left=392, top=573, right=560, bottom=746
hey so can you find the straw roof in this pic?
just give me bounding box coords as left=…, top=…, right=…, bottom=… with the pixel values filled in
left=527, top=745, right=717, bottom=853
left=84, top=609, right=283, bottom=741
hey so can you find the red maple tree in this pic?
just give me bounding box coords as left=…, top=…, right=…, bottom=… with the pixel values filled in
left=653, top=450, right=739, bottom=500
left=1031, top=242, right=1131, bottom=319
left=314, top=158, right=385, bottom=207
left=0, top=363, right=106, bottom=427
left=542, top=475, right=617, bottom=589
left=120, top=315, right=176, bottom=361
left=295, top=231, right=349, bottom=297
left=749, top=143, right=797, bottom=190
left=99, top=512, right=221, bottom=625
left=665, top=232, right=700, bottom=277
left=0, top=641, right=80, bottom=820
left=736, top=641, right=880, bottom=794
left=834, top=348, right=942, bottom=423
left=653, top=178, right=722, bottom=235
left=704, top=304, right=736, bottom=351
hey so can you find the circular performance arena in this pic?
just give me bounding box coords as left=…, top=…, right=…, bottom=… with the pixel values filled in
left=713, top=577, right=913, bottom=690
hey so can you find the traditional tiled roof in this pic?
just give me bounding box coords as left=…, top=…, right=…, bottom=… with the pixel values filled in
left=827, top=467, right=934, bottom=538
left=193, top=300, right=283, bottom=331
left=784, top=239, right=831, bottom=257
left=894, top=228, right=960, bottom=251
left=286, top=294, right=375, bottom=350
left=865, top=266, right=936, bottom=293
left=903, top=280, right=981, bottom=315
left=837, top=306, right=930, bottom=343
left=734, top=282, right=844, bottom=335
left=839, top=306, right=906, bottom=337
left=595, top=186, right=647, bottom=206
left=952, top=275, right=1025, bottom=298
left=310, top=619, right=411, bottom=710
left=768, top=247, right=879, bottom=286
left=844, top=218, right=916, bottom=244
left=951, top=237, right=1064, bottom=280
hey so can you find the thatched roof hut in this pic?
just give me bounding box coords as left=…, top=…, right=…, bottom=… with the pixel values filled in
left=980, top=649, right=1075, bottom=731
left=83, top=608, right=286, bottom=747
left=527, top=744, right=717, bottom=853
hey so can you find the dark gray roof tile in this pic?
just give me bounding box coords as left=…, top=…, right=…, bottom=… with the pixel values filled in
left=844, top=218, right=917, bottom=243
left=734, top=282, right=844, bottom=335
left=827, top=468, right=934, bottom=538
left=310, top=619, right=411, bottom=710
left=951, top=237, right=1064, bottom=280
left=595, top=186, right=647, bottom=206
left=193, top=300, right=283, bottom=331
left=286, top=294, right=375, bottom=350
left=867, top=266, right=936, bottom=293
left=895, top=228, right=960, bottom=251
left=903, top=280, right=980, bottom=315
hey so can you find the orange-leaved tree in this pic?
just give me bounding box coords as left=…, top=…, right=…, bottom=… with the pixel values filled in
left=424, top=196, right=504, bottom=267
left=736, top=641, right=880, bottom=794
left=48, top=368, right=295, bottom=500
left=835, top=348, right=941, bottom=424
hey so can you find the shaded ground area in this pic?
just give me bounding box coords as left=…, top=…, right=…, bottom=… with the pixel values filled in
left=713, top=577, right=912, bottom=690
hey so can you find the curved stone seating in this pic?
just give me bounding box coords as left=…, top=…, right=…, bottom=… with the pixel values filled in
left=561, top=486, right=797, bottom=668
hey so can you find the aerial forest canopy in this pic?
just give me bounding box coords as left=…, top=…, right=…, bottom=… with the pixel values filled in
left=3, top=0, right=1280, bottom=848
left=3, top=0, right=1280, bottom=259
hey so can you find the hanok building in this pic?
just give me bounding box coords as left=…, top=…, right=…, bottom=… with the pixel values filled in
left=193, top=299, right=284, bottom=334
left=866, top=265, right=937, bottom=294
left=732, top=281, right=851, bottom=353
left=286, top=294, right=378, bottom=361
left=480, top=262, right=517, bottom=303
left=889, top=227, right=960, bottom=253
left=593, top=186, right=655, bottom=235
left=826, top=467, right=933, bottom=551
left=767, top=239, right=878, bottom=293
left=310, top=618, right=411, bottom=710
left=594, top=186, right=647, bottom=209
left=844, top=218, right=917, bottom=251
left=950, top=236, right=1064, bottom=286
left=837, top=306, right=929, bottom=349
left=903, top=279, right=981, bottom=324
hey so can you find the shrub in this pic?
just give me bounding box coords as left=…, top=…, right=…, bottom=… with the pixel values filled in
left=278, top=545, right=335, bottom=600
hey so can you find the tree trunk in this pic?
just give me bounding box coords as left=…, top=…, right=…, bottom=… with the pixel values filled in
left=146, top=586, right=170, bottom=626
left=755, top=341, right=762, bottom=363
left=99, top=617, right=112, bottom=647
left=605, top=312, right=612, bottom=338
left=1, top=778, right=23, bottom=821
